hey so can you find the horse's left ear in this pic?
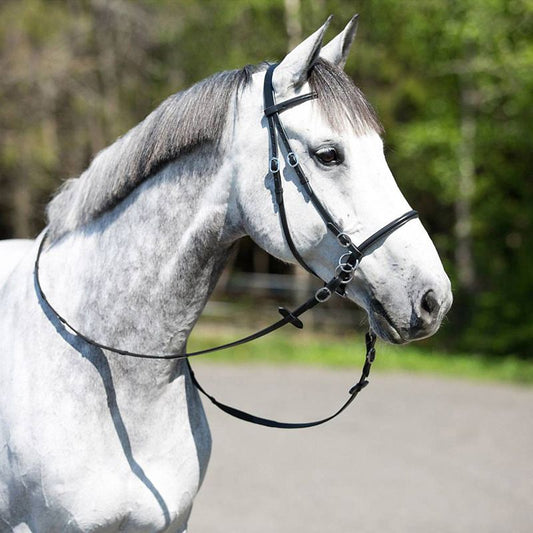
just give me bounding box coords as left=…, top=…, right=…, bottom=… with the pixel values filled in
left=273, top=16, right=332, bottom=92
left=319, top=14, right=359, bottom=68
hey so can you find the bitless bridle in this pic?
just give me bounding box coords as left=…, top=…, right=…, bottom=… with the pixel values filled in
left=34, top=64, right=418, bottom=429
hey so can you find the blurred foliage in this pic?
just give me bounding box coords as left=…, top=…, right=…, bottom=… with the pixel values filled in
left=0, top=0, right=532, bottom=357
left=189, top=325, right=533, bottom=385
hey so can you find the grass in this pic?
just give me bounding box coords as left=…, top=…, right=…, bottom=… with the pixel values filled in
left=188, top=324, right=533, bottom=386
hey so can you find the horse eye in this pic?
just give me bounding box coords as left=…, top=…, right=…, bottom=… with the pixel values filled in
left=315, top=146, right=341, bottom=166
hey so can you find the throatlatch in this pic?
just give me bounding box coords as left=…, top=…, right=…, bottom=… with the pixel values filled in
left=34, top=63, right=419, bottom=429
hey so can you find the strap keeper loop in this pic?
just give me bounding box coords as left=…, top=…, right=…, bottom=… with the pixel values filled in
left=278, top=307, right=304, bottom=329
left=287, top=152, right=299, bottom=167
left=349, top=379, right=369, bottom=395
left=270, top=157, right=280, bottom=173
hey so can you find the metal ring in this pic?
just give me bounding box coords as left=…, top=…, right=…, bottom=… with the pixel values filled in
left=338, top=252, right=353, bottom=264
left=314, top=287, right=332, bottom=303
left=337, top=260, right=354, bottom=273
left=337, top=232, right=352, bottom=248
left=335, top=264, right=354, bottom=278
left=337, top=253, right=360, bottom=273
left=287, top=152, right=299, bottom=167
left=338, top=262, right=353, bottom=273
left=270, top=157, right=280, bottom=173
left=335, top=265, right=355, bottom=283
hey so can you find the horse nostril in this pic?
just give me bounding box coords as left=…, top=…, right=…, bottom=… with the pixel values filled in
left=408, top=288, right=450, bottom=340
left=421, top=289, right=440, bottom=318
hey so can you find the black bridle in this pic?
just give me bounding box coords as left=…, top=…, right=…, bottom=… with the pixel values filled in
left=34, top=64, right=418, bottom=429
left=263, top=64, right=418, bottom=293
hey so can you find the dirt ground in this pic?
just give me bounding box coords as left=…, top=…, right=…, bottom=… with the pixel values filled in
left=188, top=363, right=533, bottom=533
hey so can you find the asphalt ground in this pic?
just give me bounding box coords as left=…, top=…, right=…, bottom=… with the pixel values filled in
left=188, top=363, right=532, bottom=533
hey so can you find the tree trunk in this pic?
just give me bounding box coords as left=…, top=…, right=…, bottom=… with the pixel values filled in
left=454, top=81, right=477, bottom=291
left=284, top=0, right=302, bottom=52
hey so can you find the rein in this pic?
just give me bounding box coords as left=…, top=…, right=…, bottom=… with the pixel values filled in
left=34, top=64, right=418, bottom=429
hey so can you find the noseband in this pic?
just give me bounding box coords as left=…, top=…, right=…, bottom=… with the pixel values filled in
left=34, top=64, right=418, bottom=429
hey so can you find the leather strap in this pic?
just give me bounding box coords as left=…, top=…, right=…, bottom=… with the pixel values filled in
left=264, top=93, right=317, bottom=117
left=263, top=66, right=318, bottom=277
left=35, top=237, right=345, bottom=360
left=188, top=331, right=377, bottom=429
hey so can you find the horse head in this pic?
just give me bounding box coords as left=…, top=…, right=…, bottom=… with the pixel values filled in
left=232, top=17, right=452, bottom=343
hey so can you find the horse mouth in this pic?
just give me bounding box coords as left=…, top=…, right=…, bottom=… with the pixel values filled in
left=368, top=299, right=407, bottom=344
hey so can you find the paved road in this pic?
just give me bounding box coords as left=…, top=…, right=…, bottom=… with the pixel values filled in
left=188, top=363, right=532, bottom=533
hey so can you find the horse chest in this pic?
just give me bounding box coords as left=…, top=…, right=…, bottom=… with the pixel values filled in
left=7, top=403, right=207, bottom=532
left=1, top=327, right=210, bottom=532
left=53, top=460, right=198, bottom=532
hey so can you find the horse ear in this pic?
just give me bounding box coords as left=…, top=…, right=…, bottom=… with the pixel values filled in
left=273, top=16, right=332, bottom=92
left=319, top=14, right=359, bottom=69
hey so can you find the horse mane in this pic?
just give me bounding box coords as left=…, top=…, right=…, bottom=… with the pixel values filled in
left=46, top=65, right=259, bottom=240
left=46, top=59, right=380, bottom=241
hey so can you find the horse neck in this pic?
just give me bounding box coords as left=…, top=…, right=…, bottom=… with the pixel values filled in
left=40, top=156, right=239, bottom=389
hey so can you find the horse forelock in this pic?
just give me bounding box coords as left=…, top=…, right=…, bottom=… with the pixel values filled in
left=46, top=59, right=379, bottom=241
left=309, top=59, right=383, bottom=136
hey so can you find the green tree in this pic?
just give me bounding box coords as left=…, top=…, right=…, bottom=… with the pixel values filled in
left=1, top=0, right=531, bottom=356
left=349, top=0, right=533, bottom=355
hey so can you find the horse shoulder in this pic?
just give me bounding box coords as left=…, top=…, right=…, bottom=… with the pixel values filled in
left=0, top=239, right=35, bottom=289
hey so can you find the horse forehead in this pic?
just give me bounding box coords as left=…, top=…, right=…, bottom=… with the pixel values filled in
left=274, top=101, right=334, bottom=138
left=347, top=131, right=385, bottom=154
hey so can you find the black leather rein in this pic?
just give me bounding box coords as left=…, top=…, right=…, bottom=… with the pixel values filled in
left=34, top=63, right=419, bottom=429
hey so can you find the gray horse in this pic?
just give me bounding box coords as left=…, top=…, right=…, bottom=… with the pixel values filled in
left=0, top=17, right=451, bottom=532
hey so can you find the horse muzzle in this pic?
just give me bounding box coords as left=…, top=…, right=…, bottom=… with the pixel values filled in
left=368, top=283, right=453, bottom=344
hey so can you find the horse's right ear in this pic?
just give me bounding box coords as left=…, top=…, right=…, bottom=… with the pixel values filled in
left=319, top=15, right=359, bottom=68
left=273, top=16, right=332, bottom=94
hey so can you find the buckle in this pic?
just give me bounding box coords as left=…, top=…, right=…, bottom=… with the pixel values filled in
left=366, top=347, right=376, bottom=363
left=315, top=286, right=332, bottom=303
left=287, top=152, right=299, bottom=167
left=270, top=157, right=280, bottom=173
